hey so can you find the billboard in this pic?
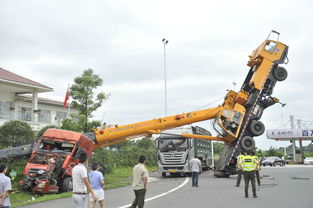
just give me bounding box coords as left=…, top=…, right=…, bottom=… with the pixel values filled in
left=267, top=129, right=313, bottom=140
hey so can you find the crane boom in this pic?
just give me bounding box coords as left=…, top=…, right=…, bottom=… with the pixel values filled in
left=92, top=106, right=222, bottom=148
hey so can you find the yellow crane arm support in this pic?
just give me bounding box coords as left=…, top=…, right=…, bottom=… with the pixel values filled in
left=93, top=106, right=222, bottom=148
left=182, top=133, right=225, bottom=142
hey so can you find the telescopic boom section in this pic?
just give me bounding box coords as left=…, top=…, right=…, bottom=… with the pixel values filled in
left=93, top=106, right=222, bottom=148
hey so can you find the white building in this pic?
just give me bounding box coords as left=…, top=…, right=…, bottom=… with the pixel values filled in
left=0, top=67, right=78, bottom=131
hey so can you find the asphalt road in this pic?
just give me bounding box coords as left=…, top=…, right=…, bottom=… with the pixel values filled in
left=19, top=165, right=313, bottom=208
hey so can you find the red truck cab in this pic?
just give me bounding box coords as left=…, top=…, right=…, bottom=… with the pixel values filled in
left=20, top=129, right=95, bottom=193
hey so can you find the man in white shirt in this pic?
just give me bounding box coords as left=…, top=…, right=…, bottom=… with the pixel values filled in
left=72, top=152, right=97, bottom=208
left=130, top=155, right=149, bottom=208
left=189, top=155, right=202, bottom=187
left=0, top=163, right=11, bottom=208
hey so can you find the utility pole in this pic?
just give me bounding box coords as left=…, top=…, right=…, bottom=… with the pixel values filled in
left=162, top=38, right=169, bottom=116
left=232, top=82, right=237, bottom=91
left=290, top=115, right=296, bottom=162
left=297, top=119, right=304, bottom=163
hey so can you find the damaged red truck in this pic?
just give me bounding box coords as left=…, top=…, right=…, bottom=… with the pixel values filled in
left=20, top=129, right=94, bottom=193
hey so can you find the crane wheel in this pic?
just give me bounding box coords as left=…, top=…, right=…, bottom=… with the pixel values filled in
left=240, top=136, right=255, bottom=152
left=249, top=120, right=265, bottom=136
left=273, top=66, right=288, bottom=81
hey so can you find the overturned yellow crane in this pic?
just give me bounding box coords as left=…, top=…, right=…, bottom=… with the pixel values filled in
left=88, top=30, right=289, bottom=176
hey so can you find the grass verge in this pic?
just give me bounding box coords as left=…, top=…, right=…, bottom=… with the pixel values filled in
left=11, top=165, right=156, bottom=207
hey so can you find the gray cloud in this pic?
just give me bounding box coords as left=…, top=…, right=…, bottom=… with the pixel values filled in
left=1, top=0, right=313, bottom=150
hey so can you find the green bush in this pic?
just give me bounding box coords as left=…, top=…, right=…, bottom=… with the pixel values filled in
left=36, top=125, right=58, bottom=138
left=90, top=137, right=157, bottom=173
left=1, top=159, right=28, bottom=191
left=0, top=120, right=34, bottom=147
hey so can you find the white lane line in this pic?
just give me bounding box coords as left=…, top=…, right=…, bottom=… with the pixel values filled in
left=148, top=177, right=159, bottom=182
left=118, top=177, right=189, bottom=208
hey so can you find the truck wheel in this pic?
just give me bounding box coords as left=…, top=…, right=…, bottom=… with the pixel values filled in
left=249, top=120, right=265, bottom=136
left=61, top=177, right=73, bottom=192
left=162, top=172, right=166, bottom=177
left=240, top=136, right=255, bottom=152
left=273, top=67, right=288, bottom=81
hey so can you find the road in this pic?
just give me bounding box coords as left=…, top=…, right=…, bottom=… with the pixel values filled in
left=20, top=165, right=313, bottom=208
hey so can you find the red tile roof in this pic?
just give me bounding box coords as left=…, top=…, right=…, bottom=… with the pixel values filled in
left=0, top=67, right=52, bottom=90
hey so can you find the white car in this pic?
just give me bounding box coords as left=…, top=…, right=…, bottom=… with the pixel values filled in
left=304, top=157, right=313, bottom=165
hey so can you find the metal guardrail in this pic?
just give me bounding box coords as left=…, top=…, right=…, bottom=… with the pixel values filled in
left=0, top=144, right=33, bottom=160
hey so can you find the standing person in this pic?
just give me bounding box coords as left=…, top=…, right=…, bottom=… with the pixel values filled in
left=72, top=152, right=97, bottom=208
left=240, top=151, right=258, bottom=198
left=130, top=155, right=149, bottom=208
left=251, top=152, right=261, bottom=186
left=0, top=163, right=12, bottom=208
left=235, top=151, right=246, bottom=187
left=189, top=155, right=202, bottom=187
left=88, top=163, right=105, bottom=208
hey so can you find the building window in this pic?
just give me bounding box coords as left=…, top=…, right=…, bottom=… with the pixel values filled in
left=0, top=101, right=13, bottom=119
left=38, top=109, right=51, bottom=123
left=56, top=111, right=67, bottom=121
left=18, top=106, right=32, bottom=121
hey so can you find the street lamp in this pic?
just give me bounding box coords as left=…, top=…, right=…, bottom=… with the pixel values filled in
left=232, top=82, right=237, bottom=91
left=162, top=38, right=169, bottom=116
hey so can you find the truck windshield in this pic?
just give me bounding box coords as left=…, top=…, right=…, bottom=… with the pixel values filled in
left=36, top=140, right=75, bottom=155
left=232, top=111, right=243, bottom=124
left=213, top=110, right=243, bottom=137
left=264, top=41, right=277, bottom=53
left=158, top=138, right=188, bottom=152
left=213, top=118, right=227, bottom=137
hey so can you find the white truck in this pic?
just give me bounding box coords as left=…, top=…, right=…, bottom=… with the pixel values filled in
left=156, top=126, right=213, bottom=177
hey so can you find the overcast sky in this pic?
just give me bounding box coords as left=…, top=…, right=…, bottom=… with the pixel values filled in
left=1, top=0, right=313, bottom=150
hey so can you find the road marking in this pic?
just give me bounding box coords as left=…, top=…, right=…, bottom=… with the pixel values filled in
left=263, top=165, right=313, bottom=168
left=148, top=177, right=159, bottom=182
left=118, top=177, right=189, bottom=208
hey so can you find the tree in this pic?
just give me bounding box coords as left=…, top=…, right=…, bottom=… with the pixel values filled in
left=60, top=118, right=81, bottom=132
left=0, top=120, right=34, bottom=147
left=213, top=142, right=224, bottom=156
left=60, top=117, right=101, bottom=133
left=36, top=125, right=58, bottom=138
left=264, top=146, right=284, bottom=157
left=69, top=69, right=109, bottom=132
left=136, top=136, right=155, bottom=150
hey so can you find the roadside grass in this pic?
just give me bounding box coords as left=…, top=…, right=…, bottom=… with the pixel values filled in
left=11, top=165, right=156, bottom=207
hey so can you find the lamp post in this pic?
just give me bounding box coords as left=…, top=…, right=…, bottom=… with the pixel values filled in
left=232, top=82, right=237, bottom=91
left=162, top=38, right=169, bottom=116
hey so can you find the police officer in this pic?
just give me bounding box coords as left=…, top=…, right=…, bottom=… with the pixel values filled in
left=235, top=151, right=246, bottom=187
left=240, top=151, right=258, bottom=198
left=251, top=152, right=261, bottom=186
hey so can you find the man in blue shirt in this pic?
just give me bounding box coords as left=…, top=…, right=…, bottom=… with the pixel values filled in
left=88, top=163, right=105, bottom=208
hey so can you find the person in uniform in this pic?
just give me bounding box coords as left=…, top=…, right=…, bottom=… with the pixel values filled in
left=251, top=152, right=261, bottom=186
left=239, top=151, right=258, bottom=198
left=235, top=151, right=246, bottom=187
